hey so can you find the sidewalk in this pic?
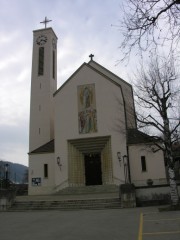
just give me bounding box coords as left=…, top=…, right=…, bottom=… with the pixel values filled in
left=0, top=206, right=179, bottom=240
left=0, top=207, right=140, bottom=240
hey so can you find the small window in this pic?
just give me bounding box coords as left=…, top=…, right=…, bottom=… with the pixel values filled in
left=52, top=50, right=55, bottom=79
left=44, top=164, right=48, bottom=178
left=38, top=47, right=44, bottom=76
left=141, top=156, right=147, bottom=172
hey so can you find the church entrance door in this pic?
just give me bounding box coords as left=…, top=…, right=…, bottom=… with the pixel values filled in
left=84, top=153, right=102, bottom=186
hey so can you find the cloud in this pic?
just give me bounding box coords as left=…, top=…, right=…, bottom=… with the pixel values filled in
left=0, top=142, right=28, bottom=166
left=0, top=121, right=28, bottom=166
left=0, top=0, right=134, bottom=166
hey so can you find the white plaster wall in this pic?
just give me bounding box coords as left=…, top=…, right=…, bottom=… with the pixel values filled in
left=136, top=186, right=170, bottom=200
left=89, top=61, right=136, bottom=128
left=54, top=64, right=128, bottom=187
left=129, top=144, right=167, bottom=186
left=28, top=153, right=55, bottom=195
left=136, top=185, right=180, bottom=204
left=29, top=28, right=57, bottom=152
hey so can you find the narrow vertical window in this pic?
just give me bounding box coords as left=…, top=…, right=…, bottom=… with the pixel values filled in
left=44, top=164, right=48, bottom=178
left=38, top=47, right=44, bottom=76
left=141, top=156, right=147, bottom=172
left=52, top=50, right=55, bottom=79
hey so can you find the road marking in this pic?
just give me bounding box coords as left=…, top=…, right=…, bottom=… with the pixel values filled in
left=145, top=218, right=180, bottom=222
left=138, top=213, right=143, bottom=240
left=143, top=231, right=180, bottom=235
left=139, top=211, right=180, bottom=239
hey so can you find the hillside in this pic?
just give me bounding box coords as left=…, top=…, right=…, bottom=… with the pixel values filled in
left=0, top=160, right=28, bottom=183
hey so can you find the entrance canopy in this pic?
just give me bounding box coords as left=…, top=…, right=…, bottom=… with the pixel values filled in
left=68, top=136, right=113, bottom=186
left=68, top=136, right=110, bottom=154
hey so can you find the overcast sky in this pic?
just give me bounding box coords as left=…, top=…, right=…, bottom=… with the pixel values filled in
left=0, top=0, right=137, bottom=166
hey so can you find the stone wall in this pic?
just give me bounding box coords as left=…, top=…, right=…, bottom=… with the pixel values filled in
left=135, top=184, right=180, bottom=206
left=0, top=189, right=16, bottom=211
left=120, top=184, right=136, bottom=208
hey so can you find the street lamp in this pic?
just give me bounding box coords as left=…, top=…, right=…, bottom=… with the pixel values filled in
left=4, top=163, right=9, bottom=189
left=0, top=163, right=2, bottom=189
left=5, top=163, right=9, bottom=181
left=57, top=157, right=62, bottom=170
left=123, top=155, right=129, bottom=184
left=117, top=152, right=121, bottom=165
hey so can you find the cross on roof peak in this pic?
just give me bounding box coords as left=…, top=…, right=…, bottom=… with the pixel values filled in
left=89, top=54, right=94, bottom=61
left=40, top=17, right=52, bottom=28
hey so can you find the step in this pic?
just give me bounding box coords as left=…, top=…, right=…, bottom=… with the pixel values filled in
left=8, top=198, right=121, bottom=211
left=55, top=185, right=119, bottom=195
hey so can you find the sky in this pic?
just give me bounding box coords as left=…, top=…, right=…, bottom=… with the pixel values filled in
left=0, top=0, right=137, bottom=166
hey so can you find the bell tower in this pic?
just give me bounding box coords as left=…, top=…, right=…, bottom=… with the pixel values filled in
left=29, top=20, right=58, bottom=152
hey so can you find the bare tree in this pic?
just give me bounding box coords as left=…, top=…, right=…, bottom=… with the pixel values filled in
left=134, top=54, right=180, bottom=205
left=120, top=0, right=180, bottom=61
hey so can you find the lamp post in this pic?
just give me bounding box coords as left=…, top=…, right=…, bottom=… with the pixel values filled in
left=0, top=163, right=2, bottom=189
left=123, top=155, right=129, bottom=184
left=57, top=157, right=62, bottom=170
left=117, top=152, right=121, bottom=166
left=4, top=163, right=9, bottom=189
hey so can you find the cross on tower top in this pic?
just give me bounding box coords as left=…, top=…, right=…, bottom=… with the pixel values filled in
left=89, top=54, right=94, bottom=61
left=40, top=17, right=52, bottom=28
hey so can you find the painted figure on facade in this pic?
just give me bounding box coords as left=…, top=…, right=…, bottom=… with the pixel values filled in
left=78, top=84, right=97, bottom=134
left=83, top=87, right=91, bottom=108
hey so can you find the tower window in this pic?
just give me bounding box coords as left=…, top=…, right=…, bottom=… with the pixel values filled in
left=141, top=156, right=147, bottom=172
left=38, top=47, right=44, bottom=76
left=44, top=164, right=48, bottom=178
left=52, top=50, right=55, bottom=79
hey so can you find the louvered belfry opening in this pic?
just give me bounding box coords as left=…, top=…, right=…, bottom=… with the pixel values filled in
left=68, top=136, right=113, bottom=187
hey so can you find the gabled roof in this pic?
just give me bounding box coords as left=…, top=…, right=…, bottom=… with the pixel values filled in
left=54, top=60, right=132, bottom=96
left=88, top=60, right=132, bottom=87
left=54, top=62, right=87, bottom=96
left=127, top=129, right=154, bottom=145
left=29, top=140, right=54, bottom=154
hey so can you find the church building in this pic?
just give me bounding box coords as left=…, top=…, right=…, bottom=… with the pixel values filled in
left=28, top=25, right=167, bottom=195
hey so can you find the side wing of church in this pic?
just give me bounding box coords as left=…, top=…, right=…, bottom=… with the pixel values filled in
left=28, top=27, right=167, bottom=195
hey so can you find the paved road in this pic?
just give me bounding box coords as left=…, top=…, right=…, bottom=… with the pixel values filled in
left=140, top=208, right=180, bottom=240
left=0, top=207, right=179, bottom=240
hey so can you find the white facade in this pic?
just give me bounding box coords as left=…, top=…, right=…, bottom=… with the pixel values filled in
left=129, top=144, right=167, bottom=186
left=29, top=28, right=57, bottom=152
left=28, top=152, right=55, bottom=195
left=28, top=27, right=167, bottom=195
left=54, top=63, right=127, bottom=188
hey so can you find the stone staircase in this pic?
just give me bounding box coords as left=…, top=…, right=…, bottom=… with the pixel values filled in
left=9, top=198, right=121, bottom=211
left=55, top=184, right=119, bottom=195
left=8, top=185, right=121, bottom=211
